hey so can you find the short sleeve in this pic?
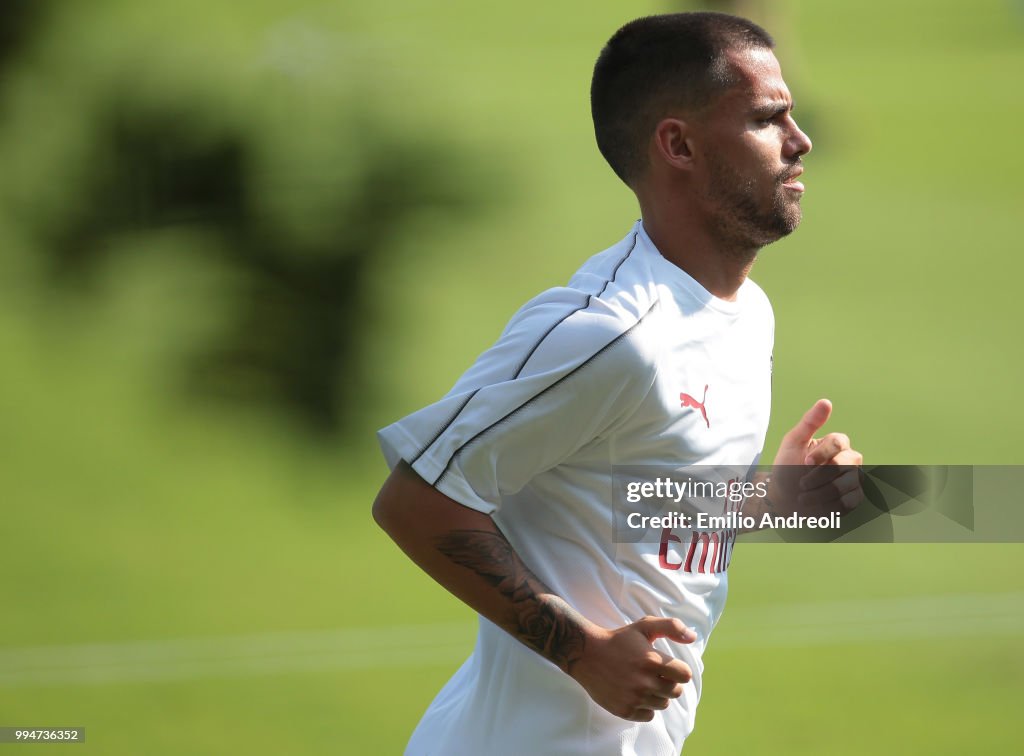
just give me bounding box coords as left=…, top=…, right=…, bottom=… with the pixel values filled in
left=377, top=292, right=659, bottom=514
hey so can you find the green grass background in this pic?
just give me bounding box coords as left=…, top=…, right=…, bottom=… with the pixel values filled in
left=1, top=0, right=1022, bottom=753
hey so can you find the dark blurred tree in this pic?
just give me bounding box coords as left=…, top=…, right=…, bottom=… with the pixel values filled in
left=33, top=99, right=482, bottom=436
left=46, top=106, right=248, bottom=281
left=0, top=2, right=489, bottom=438
left=0, top=0, right=52, bottom=74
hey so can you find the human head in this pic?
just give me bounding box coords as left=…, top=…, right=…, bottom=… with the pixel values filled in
left=591, top=12, right=775, bottom=187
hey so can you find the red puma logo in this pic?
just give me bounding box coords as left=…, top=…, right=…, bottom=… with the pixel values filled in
left=680, top=385, right=710, bottom=428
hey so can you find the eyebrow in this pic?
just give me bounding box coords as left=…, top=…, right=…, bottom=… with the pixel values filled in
left=751, top=100, right=794, bottom=118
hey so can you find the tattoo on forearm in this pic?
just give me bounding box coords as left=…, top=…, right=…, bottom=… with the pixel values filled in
left=434, top=529, right=586, bottom=671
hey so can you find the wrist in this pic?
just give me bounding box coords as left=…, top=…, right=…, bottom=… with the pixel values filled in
left=763, top=466, right=802, bottom=516
left=567, top=621, right=610, bottom=680
left=741, top=472, right=774, bottom=518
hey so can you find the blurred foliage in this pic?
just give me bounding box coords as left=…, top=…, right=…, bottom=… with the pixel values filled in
left=0, top=0, right=51, bottom=74
left=0, top=0, right=489, bottom=435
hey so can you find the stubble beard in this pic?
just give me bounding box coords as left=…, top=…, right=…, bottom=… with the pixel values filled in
left=704, top=157, right=803, bottom=258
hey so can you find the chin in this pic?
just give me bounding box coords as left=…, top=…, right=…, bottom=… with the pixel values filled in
left=754, top=216, right=800, bottom=248
left=771, top=203, right=803, bottom=237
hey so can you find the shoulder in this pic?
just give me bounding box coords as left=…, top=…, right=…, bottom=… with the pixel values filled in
left=450, top=227, right=664, bottom=397
left=501, top=293, right=661, bottom=396
left=515, top=290, right=660, bottom=368
left=489, top=233, right=658, bottom=373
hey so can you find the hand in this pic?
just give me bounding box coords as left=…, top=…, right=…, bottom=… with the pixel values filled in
left=768, top=399, right=864, bottom=515
left=569, top=616, right=696, bottom=722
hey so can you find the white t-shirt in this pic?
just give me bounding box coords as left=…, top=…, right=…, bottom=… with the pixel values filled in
left=378, top=220, right=774, bottom=755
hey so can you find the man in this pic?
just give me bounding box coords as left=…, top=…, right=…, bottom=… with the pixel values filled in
left=373, top=12, right=862, bottom=755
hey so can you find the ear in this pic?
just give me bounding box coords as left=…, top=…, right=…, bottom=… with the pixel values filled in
left=653, top=117, right=695, bottom=171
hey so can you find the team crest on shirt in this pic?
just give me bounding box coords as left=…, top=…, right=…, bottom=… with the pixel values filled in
left=680, top=385, right=710, bottom=429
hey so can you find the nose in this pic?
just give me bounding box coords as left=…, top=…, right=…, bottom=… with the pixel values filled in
left=787, top=117, right=812, bottom=159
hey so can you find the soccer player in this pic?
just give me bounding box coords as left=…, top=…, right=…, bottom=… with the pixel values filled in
left=373, top=12, right=862, bottom=755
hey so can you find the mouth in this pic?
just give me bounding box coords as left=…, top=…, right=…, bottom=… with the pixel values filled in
left=781, top=167, right=805, bottom=193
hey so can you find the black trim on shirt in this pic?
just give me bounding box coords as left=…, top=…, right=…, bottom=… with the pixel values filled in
left=509, top=231, right=638, bottom=380
left=408, top=231, right=639, bottom=467
left=432, top=299, right=658, bottom=488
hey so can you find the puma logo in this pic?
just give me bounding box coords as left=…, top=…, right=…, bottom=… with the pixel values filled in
left=680, top=385, right=710, bottom=428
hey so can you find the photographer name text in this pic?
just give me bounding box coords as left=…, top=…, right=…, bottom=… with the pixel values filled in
left=625, top=510, right=841, bottom=531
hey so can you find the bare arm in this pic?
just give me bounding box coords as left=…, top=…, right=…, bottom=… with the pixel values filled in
left=373, top=461, right=697, bottom=722
left=373, top=461, right=587, bottom=669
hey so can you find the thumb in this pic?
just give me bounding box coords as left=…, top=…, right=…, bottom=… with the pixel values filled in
left=634, top=616, right=697, bottom=644
left=782, top=398, right=832, bottom=448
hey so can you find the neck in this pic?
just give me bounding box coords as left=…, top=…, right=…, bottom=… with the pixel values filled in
left=638, top=196, right=758, bottom=301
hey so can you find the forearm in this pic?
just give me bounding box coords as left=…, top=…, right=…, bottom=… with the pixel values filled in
left=373, top=462, right=591, bottom=673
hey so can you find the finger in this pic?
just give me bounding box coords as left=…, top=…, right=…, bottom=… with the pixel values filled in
left=819, top=449, right=863, bottom=468
left=782, top=399, right=832, bottom=448
left=798, top=468, right=862, bottom=510
left=803, top=432, right=850, bottom=466
left=840, top=487, right=863, bottom=511
left=640, top=693, right=672, bottom=710
left=656, top=657, right=693, bottom=684
left=843, top=449, right=864, bottom=466
left=797, top=488, right=863, bottom=513
left=635, top=616, right=696, bottom=644
left=653, top=676, right=685, bottom=699
left=800, top=457, right=855, bottom=490
left=799, top=466, right=859, bottom=501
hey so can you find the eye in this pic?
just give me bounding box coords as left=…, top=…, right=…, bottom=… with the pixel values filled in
left=754, top=107, right=792, bottom=128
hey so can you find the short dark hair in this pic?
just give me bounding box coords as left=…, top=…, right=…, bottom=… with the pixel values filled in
left=591, top=12, right=774, bottom=185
